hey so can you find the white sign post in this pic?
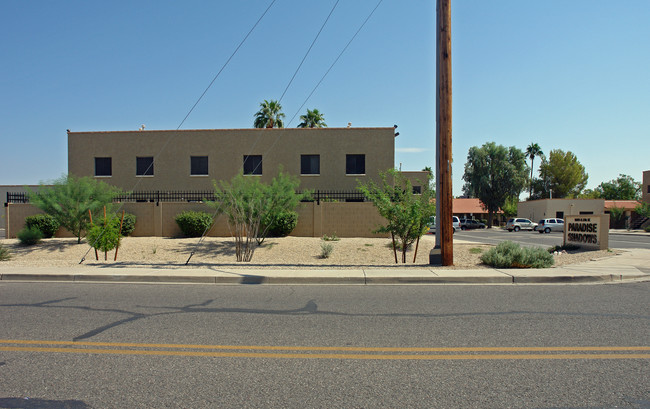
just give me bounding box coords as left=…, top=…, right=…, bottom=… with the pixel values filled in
left=564, top=214, right=610, bottom=250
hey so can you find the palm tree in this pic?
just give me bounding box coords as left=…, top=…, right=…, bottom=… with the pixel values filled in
left=526, top=142, right=543, bottom=198
left=297, top=108, right=327, bottom=128
left=254, top=100, right=285, bottom=128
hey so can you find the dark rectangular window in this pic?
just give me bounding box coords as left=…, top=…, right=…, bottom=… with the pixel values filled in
left=95, top=157, right=112, bottom=177
left=301, top=155, right=320, bottom=175
left=191, top=156, right=209, bottom=176
left=579, top=211, right=593, bottom=215
left=243, top=155, right=262, bottom=175
left=136, top=157, right=154, bottom=176
left=346, top=154, right=365, bottom=175
left=412, top=186, right=422, bottom=194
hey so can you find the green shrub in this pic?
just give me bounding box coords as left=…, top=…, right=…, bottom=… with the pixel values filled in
left=322, top=233, right=340, bottom=241
left=87, top=218, right=122, bottom=253
left=320, top=242, right=334, bottom=259
left=548, top=244, right=580, bottom=253
left=118, top=213, right=137, bottom=236
left=645, top=225, right=650, bottom=233
left=175, top=211, right=214, bottom=237
left=24, top=214, right=60, bottom=238
left=0, top=243, right=10, bottom=261
left=481, top=241, right=554, bottom=269
left=18, top=226, right=43, bottom=245
left=264, top=210, right=298, bottom=237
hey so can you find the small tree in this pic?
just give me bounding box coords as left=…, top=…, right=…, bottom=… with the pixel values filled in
left=358, top=169, right=435, bottom=263
left=28, top=175, right=122, bottom=243
left=501, top=196, right=519, bottom=219
left=634, top=202, right=650, bottom=219
left=86, top=215, right=122, bottom=260
left=209, top=170, right=308, bottom=262
left=608, top=206, right=625, bottom=228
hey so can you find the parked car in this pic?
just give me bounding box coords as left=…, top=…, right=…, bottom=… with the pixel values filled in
left=459, top=218, right=486, bottom=230
left=426, top=216, right=460, bottom=234
left=537, top=218, right=564, bottom=233
left=506, top=218, right=538, bottom=232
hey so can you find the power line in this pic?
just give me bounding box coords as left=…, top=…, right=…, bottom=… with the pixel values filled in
left=279, top=0, right=340, bottom=103
left=288, top=0, right=383, bottom=126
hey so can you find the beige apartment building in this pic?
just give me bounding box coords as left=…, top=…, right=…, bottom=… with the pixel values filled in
left=643, top=170, right=650, bottom=204
left=67, top=127, right=428, bottom=193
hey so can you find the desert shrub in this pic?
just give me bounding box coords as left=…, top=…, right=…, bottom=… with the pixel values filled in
left=118, top=213, right=137, bottom=236
left=481, top=241, right=554, bottom=269
left=86, top=218, right=122, bottom=253
left=18, top=226, right=43, bottom=245
left=320, top=242, right=334, bottom=259
left=24, top=214, right=60, bottom=238
left=548, top=244, right=580, bottom=253
left=469, top=247, right=484, bottom=254
left=175, top=211, right=214, bottom=237
left=322, top=233, right=340, bottom=241
left=645, top=225, right=650, bottom=233
left=262, top=210, right=298, bottom=237
left=0, top=243, right=10, bottom=261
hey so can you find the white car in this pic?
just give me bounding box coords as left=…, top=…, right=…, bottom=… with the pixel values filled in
left=426, top=216, right=460, bottom=234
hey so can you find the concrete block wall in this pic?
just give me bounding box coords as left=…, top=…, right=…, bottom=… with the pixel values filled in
left=6, top=201, right=389, bottom=239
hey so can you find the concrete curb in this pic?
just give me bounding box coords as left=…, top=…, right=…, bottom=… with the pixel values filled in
left=1, top=270, right=647, bottom=285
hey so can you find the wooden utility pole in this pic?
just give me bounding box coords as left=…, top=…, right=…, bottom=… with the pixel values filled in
left=436, top=0, right=453, bottom=265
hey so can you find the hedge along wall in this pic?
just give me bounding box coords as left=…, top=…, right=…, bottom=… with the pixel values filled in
left=5, top=202, right=388, bottom=239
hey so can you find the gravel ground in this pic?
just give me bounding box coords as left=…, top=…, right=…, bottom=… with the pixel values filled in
left=0, top=235, right=614, bottom=269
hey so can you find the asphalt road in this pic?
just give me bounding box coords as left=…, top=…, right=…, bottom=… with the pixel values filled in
left=455, top=228, right=650, bottom=250
left=1, top=282, right=648, bottom=408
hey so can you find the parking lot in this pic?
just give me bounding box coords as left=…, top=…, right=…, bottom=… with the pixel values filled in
left=450, top=227, right=650, bottom=250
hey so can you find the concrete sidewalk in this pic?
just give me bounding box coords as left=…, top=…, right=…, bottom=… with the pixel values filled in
left=0, top=249, right=648, bottom=285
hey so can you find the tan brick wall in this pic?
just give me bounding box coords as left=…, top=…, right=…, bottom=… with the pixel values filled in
left=7, top=202, right=388, bottom=239
left=68, top=127, right=395, bottom=193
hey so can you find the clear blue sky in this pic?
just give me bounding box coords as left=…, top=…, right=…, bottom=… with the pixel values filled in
left=1, top=1, right=648, bottom=196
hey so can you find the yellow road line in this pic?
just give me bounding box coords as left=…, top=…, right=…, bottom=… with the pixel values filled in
left=0, top=346, right=649, bottom=361
left=0, top=339, right=648, bottom=353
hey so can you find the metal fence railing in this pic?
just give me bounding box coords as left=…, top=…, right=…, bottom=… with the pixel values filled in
left=6, top=190, right=369, bottom=204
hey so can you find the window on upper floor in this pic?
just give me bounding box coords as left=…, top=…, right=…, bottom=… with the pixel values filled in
left=190, top=156, right=209, bottom=176
left=301, top=155, right=320, bottom=175
left=412, top=186, right=422, bottom=194
left=95, top=157, right=112, bottom=177
left=136, top=157, right=154, bottom=176
left=243, top=155, right=262, bottom=175
left=346, top=154, right=365, bottom=175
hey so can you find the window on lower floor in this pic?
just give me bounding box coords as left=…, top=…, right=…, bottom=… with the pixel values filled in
left=190, top=156, right=209, bottom=176
left=136, top=156, right=154, bottom=176
left=346, top=154, right=365, bottom=175
left=301, top=154, right=320, bottom=175
left=412, top=186, right=422, bottom=194
left=95, top=157, right=112, bottom=177
left=243, top=155, right=262, bottom=175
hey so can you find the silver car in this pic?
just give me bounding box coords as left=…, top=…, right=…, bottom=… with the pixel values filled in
left=537, top=218, right=564, bottom=233
left=506, top=218, right=538, bottom=232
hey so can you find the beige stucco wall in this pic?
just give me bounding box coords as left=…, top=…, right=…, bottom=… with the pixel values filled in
left=517, top=199, right=605, bottom=222
left=6, top=202, right=388, bottom=239
left=1, top=185, right=40, bottom=230
left=643, top=170, right=650, bottom=204
left=68, top=127, right=395, bottom=192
